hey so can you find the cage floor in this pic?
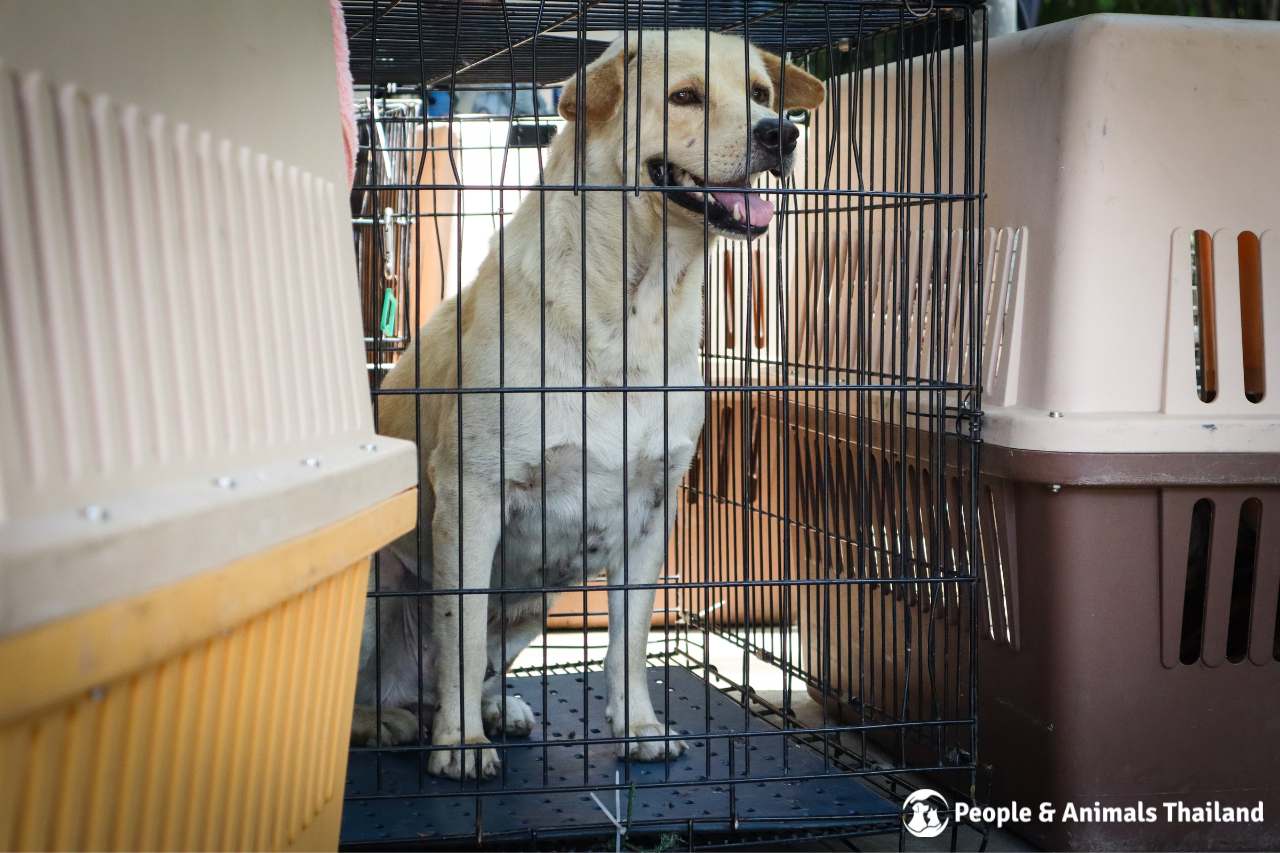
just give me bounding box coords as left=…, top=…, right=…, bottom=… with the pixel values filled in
left=342, top=666, right=896, bottom=847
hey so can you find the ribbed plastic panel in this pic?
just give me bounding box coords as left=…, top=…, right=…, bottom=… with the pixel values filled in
left=0, top=558, right=370, bottom=851
left=0, top=60, right=370, bottom=522
left=0, top=38, right=417, bottom=639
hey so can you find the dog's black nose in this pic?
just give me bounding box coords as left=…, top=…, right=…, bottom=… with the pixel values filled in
left=753, top=118, right=799, bottom=155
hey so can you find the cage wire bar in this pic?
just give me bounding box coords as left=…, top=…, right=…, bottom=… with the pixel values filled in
left=343, top=0, right=986, bottom=848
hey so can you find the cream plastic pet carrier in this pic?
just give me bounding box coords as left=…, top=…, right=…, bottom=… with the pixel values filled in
left=793, top=14, right=1279, bottom=851
left=0, top=2, right=416, bottom=849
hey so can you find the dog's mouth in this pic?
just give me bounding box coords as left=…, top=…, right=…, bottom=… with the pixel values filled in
left=646, top=159, right=776, bottom=238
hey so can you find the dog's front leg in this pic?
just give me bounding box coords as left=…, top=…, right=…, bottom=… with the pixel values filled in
left=428, top=473, right=501, bottom=780
left=605, top=495, right=689, bottom=761
left=481, top=609, right=542, bottom=739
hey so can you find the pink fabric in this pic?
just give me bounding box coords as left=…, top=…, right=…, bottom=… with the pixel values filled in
left=330, top=0, right=358, bottom=188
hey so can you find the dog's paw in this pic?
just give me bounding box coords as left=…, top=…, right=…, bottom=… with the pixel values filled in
left=483, top=693, right=536, bottom=738
left=616, top=721, right=688, bottom=762
left=427, top=734, right=500, bottom=780
left=350, top=705, right=419, bottom=746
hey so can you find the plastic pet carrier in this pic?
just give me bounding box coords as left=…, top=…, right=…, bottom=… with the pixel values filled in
left=0, top=2, right=417, bottom=849
left=796, top=14, right=1279, bottom=851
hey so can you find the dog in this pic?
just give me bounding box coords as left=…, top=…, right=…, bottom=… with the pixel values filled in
left=351, top=30, right=824, bottom=780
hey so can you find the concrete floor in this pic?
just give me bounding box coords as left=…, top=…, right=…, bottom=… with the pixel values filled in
left=512, top=628, right=1034, bottom=852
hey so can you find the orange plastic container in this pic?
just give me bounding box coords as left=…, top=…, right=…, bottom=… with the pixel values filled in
left=0, top=495, right=414, bottom=851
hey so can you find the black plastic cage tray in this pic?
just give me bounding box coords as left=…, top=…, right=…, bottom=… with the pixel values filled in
left=342, top=667, right=898, bottom=848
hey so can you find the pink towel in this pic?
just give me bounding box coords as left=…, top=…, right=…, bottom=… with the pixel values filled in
left=330, top=0, right=358, bottom=188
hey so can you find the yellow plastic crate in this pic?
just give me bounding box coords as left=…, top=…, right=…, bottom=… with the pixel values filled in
left=0, top=4, right=420, bottom=849
left=0, top=492, right=414, bottom=851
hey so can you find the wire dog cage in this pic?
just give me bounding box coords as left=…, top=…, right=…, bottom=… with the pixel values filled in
left=342, top=1, right=987, bottom=848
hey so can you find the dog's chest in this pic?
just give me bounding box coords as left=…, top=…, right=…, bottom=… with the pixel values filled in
left=495, top=389, right=701, bottom=586
left=487, top=243, right=706, bottom=589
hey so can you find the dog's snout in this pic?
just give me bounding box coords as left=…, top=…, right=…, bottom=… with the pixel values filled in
left=753, top=118, right=799, bottom=156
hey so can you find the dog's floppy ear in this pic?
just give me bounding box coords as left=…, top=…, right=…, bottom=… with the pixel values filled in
left=759, top=50, right=825, bottom=113
left=558, top=41, right=629, bottom=124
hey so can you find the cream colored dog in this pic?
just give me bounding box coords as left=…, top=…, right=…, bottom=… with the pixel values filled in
left=352, top=30, right=823, bottom=780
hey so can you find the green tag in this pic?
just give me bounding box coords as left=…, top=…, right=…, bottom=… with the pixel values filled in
left=380, top=287, right=397, bottom=337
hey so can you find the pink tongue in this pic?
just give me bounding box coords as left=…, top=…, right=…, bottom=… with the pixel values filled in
left=709, top=189, right=774, bottom=228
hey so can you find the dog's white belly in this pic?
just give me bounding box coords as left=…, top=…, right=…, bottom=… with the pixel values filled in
left=488, top=391, right=701, bottom=607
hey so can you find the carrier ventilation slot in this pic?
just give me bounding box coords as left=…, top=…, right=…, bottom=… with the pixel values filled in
left=944, top=477, right=969, bottom=613
left=1190, top=231, right=1219, bottom=403
left=1188, top=229, right=1267, bottom=405
left=1170, top=494, right=1276, bottom=667
left=715, top=405, right=734, bottom=498
left=1180, top=498, right=1215, bottom=664
left=907, top=465, right=927, bottom=607
left=1275, top=549, right=1280, bottom=663
left=974, top=481, right=1015, bottom=647
left=1226, top=498, right=1262, bottom=663
left=1237, top=232, right=1265, bottom=403
left=722, top=250, right=736, bottom=350
left=983, top=227, right=1023, bottom=401
left=686, top=434, right=702, bottom=505
left=865, top=453, right=884, bottom=581
left=680, top=403, right=767, bottom=508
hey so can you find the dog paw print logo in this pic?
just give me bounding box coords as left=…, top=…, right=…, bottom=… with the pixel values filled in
left=902, top=789, right=950, bottom=839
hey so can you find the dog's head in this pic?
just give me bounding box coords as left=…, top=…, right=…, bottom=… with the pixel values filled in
left=558, top=31, right=824, bottom=240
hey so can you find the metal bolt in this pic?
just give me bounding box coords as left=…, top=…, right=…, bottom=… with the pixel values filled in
left=1048, top=410, right=1064, bottom=418
left=89, top=687, right=105, bottom=702
left=80, top=504, right=109, bottom=522
left=360, top=442, right=379, bottom=453
left=1048, top=484, right=1063, bottom=494
left=302, top=457, right=321, bottom=468
left=214, top=476, right=237, bottom=490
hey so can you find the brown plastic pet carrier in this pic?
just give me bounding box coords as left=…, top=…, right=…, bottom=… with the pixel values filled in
left=792, top=15, right=1280, bottom=851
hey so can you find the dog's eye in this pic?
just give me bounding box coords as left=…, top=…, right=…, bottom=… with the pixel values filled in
left=668, top=88, right=701, bottom=106
left=752, top=85, right=770, bottom=104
